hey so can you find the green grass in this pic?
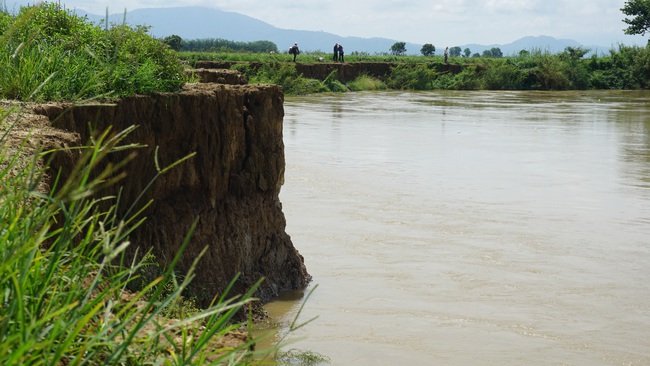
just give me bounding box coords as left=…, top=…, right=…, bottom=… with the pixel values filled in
left=180, top=45, right=650, bottom=93
left=347, top=74, right=388, bottom=91
left=0, top=2, right=186, bottom=102
left=276, top=349, right=331, bottom=365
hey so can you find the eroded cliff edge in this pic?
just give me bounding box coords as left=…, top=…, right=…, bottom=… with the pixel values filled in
left=32, top=83, right=311, bottom=304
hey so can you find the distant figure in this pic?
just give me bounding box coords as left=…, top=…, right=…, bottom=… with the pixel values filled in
left=444, top=47, right=449, bottom=63
left=289, top=42, right=300, bottom=62
left=333, top=43, right=339, bottom=62
left=338, top=44, right=344, bottom=62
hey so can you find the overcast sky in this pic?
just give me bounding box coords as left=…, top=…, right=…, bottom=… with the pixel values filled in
left=8, top=0, right=648, bottom=47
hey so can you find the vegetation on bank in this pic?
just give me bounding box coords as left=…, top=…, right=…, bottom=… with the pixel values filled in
left=3, top=1, right=650, bottom=99
left=384, top=45, right=650, bottom=90
left=177, top=43, right=650, bottom=94
left=0, top=2, right=185, bottom=102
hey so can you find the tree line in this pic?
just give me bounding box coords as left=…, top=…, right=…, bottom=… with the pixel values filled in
left=163, top=35, right=278, bottom=53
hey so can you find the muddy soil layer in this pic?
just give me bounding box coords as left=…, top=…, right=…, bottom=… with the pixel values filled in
left=32, top=83, right=311, bottom=305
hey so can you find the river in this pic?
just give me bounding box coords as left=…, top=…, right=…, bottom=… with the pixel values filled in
left=266, top=90, right=650, bottom=365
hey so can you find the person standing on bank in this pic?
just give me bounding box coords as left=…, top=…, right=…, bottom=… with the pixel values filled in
left=289, top=42, right=300, bottom=62
left=444, top=46, right=449, bottom=64
left=338, top=43, right=344, bottom=62
left=333, top=43, right=339, bottom=62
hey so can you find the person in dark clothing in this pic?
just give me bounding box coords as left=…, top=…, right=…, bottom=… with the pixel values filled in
left=289, top=43, right=300, bottom=62
left=337, top=43, right=344, bottom=62
left=333, top=43, right=339, bottom=62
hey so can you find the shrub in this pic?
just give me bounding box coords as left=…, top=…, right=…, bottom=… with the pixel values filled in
left=323, top=70, right=348, bottom=92
left=386, top=64, right=438, bottom=90
left=0, top=2, right=185, bottom=101
left=347, top=74, right=387, bottom=91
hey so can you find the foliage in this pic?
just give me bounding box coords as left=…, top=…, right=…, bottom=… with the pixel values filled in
left=182, top=38, right=278, bottom=53
left=102, top=24, right=186, bottom=96
left=482, top=47, right=503, bottom=58
left=241, top=63, right=325, bottom=94
left=390, top=41, right=407, bottom=56
left=276, top=349, right=331, bottom=365
left=463, top=48, right=472, bottom=57
left=177, top=44, right=650, bottom=93
left=322, top=70, right=347, bottom=92
left=560, top=46, right=590, bottom=60
left=621, top=0, right=650, bottom=37
left=420, top=43, right=436, bottom=56
left=0, top=116, right=266, bottom=365
left=593, top=44, right=650, bottom=88
left=180, top=50, right=288, bottom=64
left=0, top=2, right=185, bottom=101
left=449, top=46, right=462, bottom=57
left=163, top=34, right=183, bottom=51
left=347, top=74, right=387, bottom=91
left=386, top=64, right=438, bottom=90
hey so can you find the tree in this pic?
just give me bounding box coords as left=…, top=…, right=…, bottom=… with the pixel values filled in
left=490, top=47, right=503, bottom=57
left=420, top=43, right=435, bottom=56
left=482, top=47, right=503, bottom=58
left=621, top=0, right=650, bottom=37
left=560, top=46, right=590, bottom=60
left=449, top=46, right=462, bottom=57
left=390, top=41, right=407, bottom=56
left=463, top=48, right=471, bottom=57
left=162, top=34, right=183, bottom=51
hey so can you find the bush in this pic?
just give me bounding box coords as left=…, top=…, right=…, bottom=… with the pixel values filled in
left=386, top=64, right=438, bottom=90
left=323, top=70, right=348, bottom=92
left=347, top=74, right=387, bottom=91
left=0, top=2, right=185, bottom=101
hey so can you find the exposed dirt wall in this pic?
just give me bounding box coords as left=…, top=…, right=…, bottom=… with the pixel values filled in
left=32, top=83, right=311, bottom=304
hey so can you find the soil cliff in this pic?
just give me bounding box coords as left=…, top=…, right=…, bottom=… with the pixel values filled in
left=31, top=83, right=311, bottom=305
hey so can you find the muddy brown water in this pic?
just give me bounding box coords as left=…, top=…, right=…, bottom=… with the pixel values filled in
left=265, top=90, right=650, bottom=365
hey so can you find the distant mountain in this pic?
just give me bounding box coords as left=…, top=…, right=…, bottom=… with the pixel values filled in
left=75, top=6, right=606, bottom=56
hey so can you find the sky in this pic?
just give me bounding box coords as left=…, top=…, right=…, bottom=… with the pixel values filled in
left=7, top=0, right=648, bottom=47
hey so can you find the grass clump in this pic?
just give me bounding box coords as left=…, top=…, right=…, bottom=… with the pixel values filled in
left=276, top=349, right=331, bottom=365
left=347, top=74, right=387, bottom=91
left=0, top=2, right=185, bottom=101
left=0, top=111, right=265, bottom=365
